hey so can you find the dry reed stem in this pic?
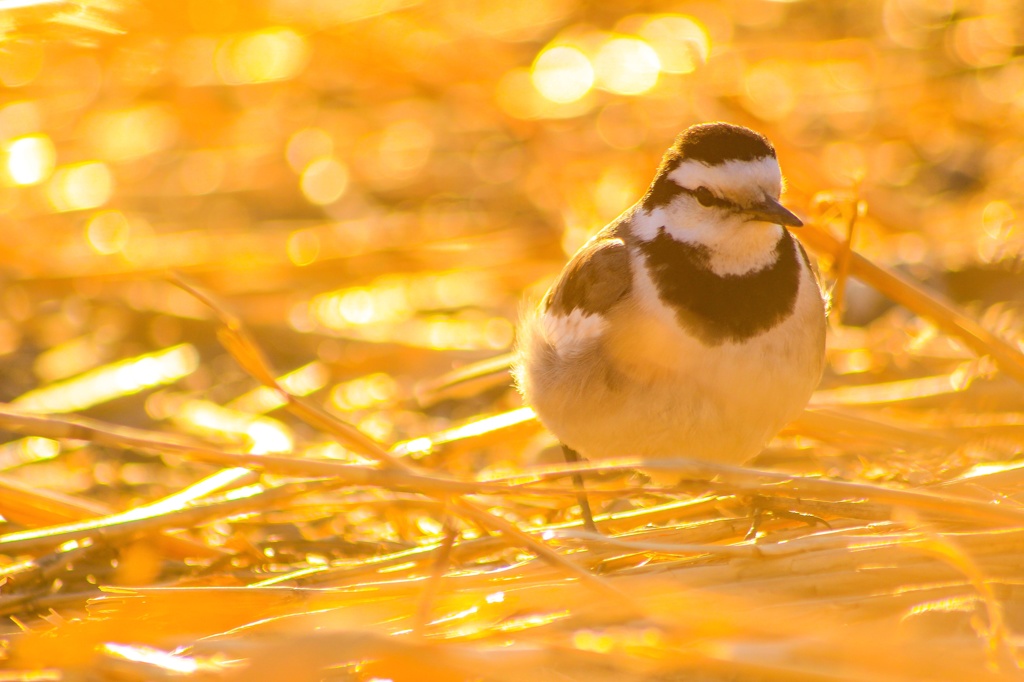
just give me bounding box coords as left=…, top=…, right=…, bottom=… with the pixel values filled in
left=827, top=192, right=862, bottom=321
left=0, top=404, right=594, bottom=498
left=171, top=275, right=628, bottom=601
left=0, top=479, right=336, bottom=555
left=798, top=222, right=1024, bottom=386
left=0, top=474, right=222, bottom=561
left=412, top=511, right=458, bottom=635
left=796, top=405, right=956, bottom=447
left=907, top=531, right=1015, bottom=670
left=414, top=352, right=516, bottom=406
left=487, top=457, right=1024, bottom=526
left=0, top=473, right=113, bottom=525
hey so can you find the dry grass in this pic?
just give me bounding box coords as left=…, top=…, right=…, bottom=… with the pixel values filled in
left=2, top=1, right=1024, bottom=680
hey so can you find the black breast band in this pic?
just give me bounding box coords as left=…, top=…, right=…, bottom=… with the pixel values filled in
left=638, top=228, right=801, bottom=345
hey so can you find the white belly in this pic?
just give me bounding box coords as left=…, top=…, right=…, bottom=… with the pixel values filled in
left=522, top=256, right=826, bottom=471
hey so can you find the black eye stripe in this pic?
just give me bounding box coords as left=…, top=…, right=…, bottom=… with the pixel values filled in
left=682, top=186, right=738, bottom=211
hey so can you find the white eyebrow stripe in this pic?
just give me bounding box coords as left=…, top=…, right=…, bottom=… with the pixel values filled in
left=668, top=157, right=782, bottom=198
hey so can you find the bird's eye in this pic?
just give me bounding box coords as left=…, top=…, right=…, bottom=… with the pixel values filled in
left=694, top=186, right=716, bottom=207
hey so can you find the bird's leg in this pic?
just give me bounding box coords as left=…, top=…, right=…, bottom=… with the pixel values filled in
left=561, top=444, right=598, bottom=532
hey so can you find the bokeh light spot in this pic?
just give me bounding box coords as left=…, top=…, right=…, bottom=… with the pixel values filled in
left=639, top=15, right=710, bottom=74
left=86, top=210, right=132, bottom=255
left=0, top=101, right=42, bottom=141
left=85, top=105, right=178, bottom=162
left=300, top=157, right=349, bottom=206
left=594, top=37, right=660, bottom=96
left=217, top=27, right=310, bottom=85
left=951, top=16, right=1015, bottom=69
left=982, top=200, right=1015, bottom=239
left=286, top=127, right=334, bottom=173
left=48, top=162, right=114, bottom=212
left=531, top=46, right=594, bottom=104
left=5, top=134, right=55, bottom=186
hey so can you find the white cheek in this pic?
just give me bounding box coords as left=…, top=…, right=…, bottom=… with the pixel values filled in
left=633, top=200, right=705, bottom=243
left=541, top=309, right=607, bottom=357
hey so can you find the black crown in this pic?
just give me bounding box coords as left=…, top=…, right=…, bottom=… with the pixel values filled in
left=665, top=122, right=776, bottom=170
left=641, top=123, right=777, bottom=212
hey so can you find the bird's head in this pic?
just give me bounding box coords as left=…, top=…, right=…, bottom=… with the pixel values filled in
left=639, top=122, right=801, bottom=232
left=633, top=122, right=801, bottom=274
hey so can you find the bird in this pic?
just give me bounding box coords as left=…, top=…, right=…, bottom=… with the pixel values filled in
left=513, top=122, right=827, bottom=531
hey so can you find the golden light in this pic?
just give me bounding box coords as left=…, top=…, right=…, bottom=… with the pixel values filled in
left=531, top=45, right=594, bottom=104
left=300, top=157, right=349, bottom=206
left=35, top=336, right=103, bottom=382
left=392, top=407, right=535, bottom=458
left=0, top=100, right=42, bottom=140
left=268, top=0, right=419, bottom=26
left=821, top=141, right=867, bottom=185
left=810, top=372, right=977, bottom=406
left=638, top=15, right=710, bottom=74
left=0, top=320, right=19, bottom=357
left=573, top=629, right=616, bottom=654
left=85, top=210, right=131, bottom=255
left=312, top=285, right=407, bottom=330
left=594, top=166, right=642, bottom=220
left=371, top=118, right=436, bottom=184
left=229, top=361, right=330, bottom=414
left=497, top=68, right=542, bottom=119
left=47, top=161, right=114, bottom=212
left=982, top=200, right=1015, bottom=239
left=5, top=133, right=55, bottom=186
left=216, top=27, right=310, bottom=85
left=329, top=372, right=396, bottom=411
left=495, top=610, right=572, bottom=633
left=952, top=16, right=1015, bottom=68
left=14, top=344, right=199, bottom=414
left=245, top=420, right=293, bottom=454
left=84, top=105, right=178, bottom=162
left=594, top=37, right=660, bottom=96
left=286, top=127, right=334, bottom=173
left=287, top=228, right=321, bottom=266
left=311, top=272, right=495, bottom=330
left=0, top=38, right=43, bottom=87
left=173, top=36, right=219, bottom=86
left=99, top=643, right=200, bottom=675
left=174, top=399, right=294, bottom=454
left=742, top=61, right=796, bottom=120
left=0, top=436, right=60, bottom=469
left=178, top=150, right=227, bottom=195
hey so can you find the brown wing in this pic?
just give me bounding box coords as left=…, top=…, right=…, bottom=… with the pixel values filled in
left=543, top=238, right=632, bottom=317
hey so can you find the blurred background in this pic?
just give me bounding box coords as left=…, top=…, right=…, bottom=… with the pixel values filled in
left=1, top=0, right=1023, bottom=506
left=5, top=3, right=1024, bottom=678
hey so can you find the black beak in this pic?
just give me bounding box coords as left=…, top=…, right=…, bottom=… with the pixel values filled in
left=745, top=197, right=803, bottom=227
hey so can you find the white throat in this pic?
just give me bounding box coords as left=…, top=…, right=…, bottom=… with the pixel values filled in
left=631, top=204, right=786, bottom=276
